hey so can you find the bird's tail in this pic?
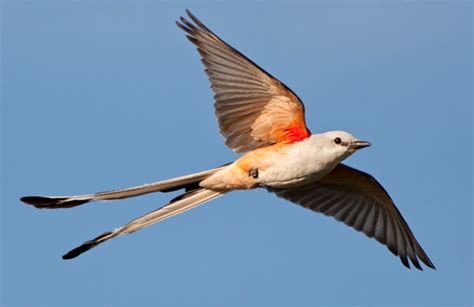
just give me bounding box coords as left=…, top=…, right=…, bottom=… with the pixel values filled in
left=62, top=188, right=223, bottom=259
left=20, top=164, right=229, bottom=209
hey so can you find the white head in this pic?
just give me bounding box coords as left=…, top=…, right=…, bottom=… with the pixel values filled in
left=308, top=130, right=371, bottom=165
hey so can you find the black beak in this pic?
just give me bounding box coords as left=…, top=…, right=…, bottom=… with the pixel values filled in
left=350, top=140, right=371, bottom=150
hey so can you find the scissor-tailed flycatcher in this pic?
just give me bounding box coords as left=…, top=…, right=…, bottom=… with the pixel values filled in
left=21, top=10, right=435, bottom=270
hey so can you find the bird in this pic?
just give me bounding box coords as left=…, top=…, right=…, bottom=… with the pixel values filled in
left=21, top=9, right=435, bottom=270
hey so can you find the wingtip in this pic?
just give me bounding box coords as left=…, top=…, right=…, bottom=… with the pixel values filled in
left=177, top=9, right=193, bottom=26
left=412, top=261, right=423, bottom=271
left=424, top=260, right=436, bottom=270
left=421, top=252, right=436, bottom=270
left=400, top=255, right=436, bottom=271
left=414, top=241, right=436, bottom=270
left=185, top=8, right=193, bottom=18
left=398, top=251, right=437, bottom=271
left=399, top=255, right=411, bottom=269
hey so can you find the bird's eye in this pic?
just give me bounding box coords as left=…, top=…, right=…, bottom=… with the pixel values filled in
left=334, top=137, right=342, bottom=144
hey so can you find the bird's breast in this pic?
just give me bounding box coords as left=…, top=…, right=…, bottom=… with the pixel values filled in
left=251, top=141, right=334, bottom=188
left=200, top=140, right=334, bottom=191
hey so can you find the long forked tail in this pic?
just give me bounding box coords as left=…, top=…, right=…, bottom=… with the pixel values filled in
left=21, top=165, right=228, bottom=209
left=63, top=188, right=223, bottom=259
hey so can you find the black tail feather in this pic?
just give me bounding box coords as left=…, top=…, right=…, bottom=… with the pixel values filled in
left=62, top=231, right=114, bottom=260
left=20, top=196, right=90, bottom=209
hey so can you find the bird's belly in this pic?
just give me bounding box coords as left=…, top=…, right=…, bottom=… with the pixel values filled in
left=257, top=159, right=330, bottom=188
left=252, top=144, right=334, bottom=188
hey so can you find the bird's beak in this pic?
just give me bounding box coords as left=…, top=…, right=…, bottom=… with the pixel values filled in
left=350, top=140, right=371, bottom=150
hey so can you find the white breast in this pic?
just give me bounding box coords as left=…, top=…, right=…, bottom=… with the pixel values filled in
left=257, top=138, right=336, bottom=188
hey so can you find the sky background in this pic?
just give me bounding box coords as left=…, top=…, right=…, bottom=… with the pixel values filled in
left=1, top=1, right=472, bottom=306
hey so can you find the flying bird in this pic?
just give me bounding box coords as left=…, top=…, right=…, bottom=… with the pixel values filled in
left=21, top=10, right=435, bottom=270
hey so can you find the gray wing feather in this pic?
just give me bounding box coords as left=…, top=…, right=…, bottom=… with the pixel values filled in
left=268, top=163, right=435, bottom=270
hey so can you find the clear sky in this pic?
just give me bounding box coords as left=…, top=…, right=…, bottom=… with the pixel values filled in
left=1, top=1, right=472, bottom=306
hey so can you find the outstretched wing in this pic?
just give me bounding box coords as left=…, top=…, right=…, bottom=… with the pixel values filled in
left=268, top=164, right=435, bottom=270
left=177, top=10, right=310, bottom=153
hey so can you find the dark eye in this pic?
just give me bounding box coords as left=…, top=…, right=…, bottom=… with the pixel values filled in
left=334, top=137, right=342, bottom=144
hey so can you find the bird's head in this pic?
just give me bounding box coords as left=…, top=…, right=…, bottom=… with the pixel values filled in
left=309, top=131, right=371, bottom=164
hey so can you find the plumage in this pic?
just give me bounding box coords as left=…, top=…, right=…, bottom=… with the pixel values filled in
left=21, top=165, right=227, bottom=209
left=176, top=10, right=310, bottom=153
left=269, top=164, right=435, bottom=270
left=62, top=188, right=222, bottom=259
left=20, top=11, right=434, bottom=270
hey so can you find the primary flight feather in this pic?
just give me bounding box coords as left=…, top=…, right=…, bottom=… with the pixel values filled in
left=21, top=10, right=435, bottom=270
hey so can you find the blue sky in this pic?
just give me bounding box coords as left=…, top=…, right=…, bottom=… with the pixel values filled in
left=1, top=1, right=472, bottom=306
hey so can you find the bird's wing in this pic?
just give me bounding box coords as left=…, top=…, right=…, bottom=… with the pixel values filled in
left=177, top=10, right=310, bottom=153
left=268, top=163, right=435, bottom=270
